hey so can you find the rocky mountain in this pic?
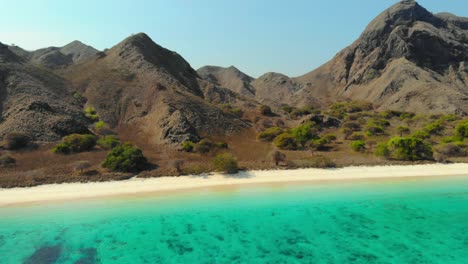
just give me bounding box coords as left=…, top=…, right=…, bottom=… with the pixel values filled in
left=0, top=42, right=90, bottom=141
left=63, top=33, right=250, bottom=145
left=197, top=66, right=255, bottom=96
left=198, top=0, right=467, bottom=115
left=295, top=0, right=468, bottom=114
left=8, top=40, right=99, bottom=68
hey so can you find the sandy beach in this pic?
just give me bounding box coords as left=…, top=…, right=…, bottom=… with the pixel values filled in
left=0, top=163, right=467, bottom=207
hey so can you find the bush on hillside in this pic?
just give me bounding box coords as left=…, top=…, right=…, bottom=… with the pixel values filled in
left=102, top=143, right=148, bottom=172
left=97, top=135, right=120, bottom=149
left=290, top=122, right=318, bottom=146
left=84, top=107, right=99, bottom=122
left=52, top=134, right=97, bottom=154
left=455, top=120, right=468, bottom=139
left=212, top=153, right=239, bottom=173
left=350, top=140, right=366, bottom=152
left=257, top=127, right=283, bottom=142
left=274, top=133, right=298, bottom=150
left=377, top=136, right=433, bottom=161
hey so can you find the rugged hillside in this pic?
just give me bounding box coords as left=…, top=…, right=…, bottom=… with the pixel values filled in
left=0, top=42, right=90, bottom=142
left=197, top=66, right=255, bottom=96
left=8, top=40, right=98, bottom=68
left=296, top=0, right=468, bottom=114
left=64, top=33, right=250, bottom=145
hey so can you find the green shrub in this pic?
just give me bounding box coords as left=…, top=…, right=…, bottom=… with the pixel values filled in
left=309, top=138, right=329, bottom=151
left=365, top=124, right=384, bottom=136
left=97, top=135, right=120, bottom=149
left=399, top=112, right=415, bottom=120
left=95, top=121, right=108, bottom=129
left=412, top=130, right=430, bottom=139
left=351, top=140, right=366, bottom=152
left=212, top=153, right=238, bottom=173
left=102, top=143, right=148, bottom=172
left=257, top=127, right=283, bottom=142
left=441, top=136, right=459, bottom=143
left=381, top=136, right=433, bottom=161
left=375, top=143, right=390, bottom=158
left=290, top=122, right=318, bottom=146
left=322, top=133, right=337, bottom=143
left=52, top=134, right=97, bottom=154
left=84, top=107, right=99, bottom=121
left=455, top=120, right=468, bottom=139
left=181, top=141, right=195, bottom=152
left=423, top=120, right=444, bottom=135
left=3, top=132, right=31, bottom=150
left=274, top=133, right=298, bottom=150
left=0, top=154, right=16, bottom=168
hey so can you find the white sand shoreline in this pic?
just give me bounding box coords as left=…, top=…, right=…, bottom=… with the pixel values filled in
left=1, top=163, right=467, bottom=207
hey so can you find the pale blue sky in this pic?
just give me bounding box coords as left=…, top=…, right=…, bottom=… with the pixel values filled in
left=1, top=0, right=466, bottom=77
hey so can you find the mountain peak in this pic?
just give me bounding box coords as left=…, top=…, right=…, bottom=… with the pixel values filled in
left=362, top=0, right=442, bottom=37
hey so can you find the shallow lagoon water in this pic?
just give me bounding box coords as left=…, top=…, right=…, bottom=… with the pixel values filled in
left=0, top=176, right=467, bottom=263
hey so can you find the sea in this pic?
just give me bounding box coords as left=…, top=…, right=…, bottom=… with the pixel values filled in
left=0, top=175, right=467, bottom=263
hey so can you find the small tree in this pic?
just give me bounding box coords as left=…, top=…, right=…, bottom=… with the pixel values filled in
left=102, top=143, right=148, bottom=172
left=269, top=150, right=286, bottom=166
left=351, top=140, right=366, bottom=152
left=172, top=160, right=185, bottom=174
left=52, top=134, right=97, bottom=154
left=382, top=136, right=433, bottom=161
left=273, top=133, right=298, bottom=150
left=212, top=153, right=238, bottom=173
left=73, top=160, right=92, bottom=174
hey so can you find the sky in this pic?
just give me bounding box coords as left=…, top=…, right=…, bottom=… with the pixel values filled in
left=1, top=0, right=467, bottom=77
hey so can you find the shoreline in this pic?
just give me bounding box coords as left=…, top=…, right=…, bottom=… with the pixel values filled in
left=0, top=163, right=467, bottom=207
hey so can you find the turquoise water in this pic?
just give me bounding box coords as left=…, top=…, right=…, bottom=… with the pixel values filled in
left=1, top=176, right=467, bottom=264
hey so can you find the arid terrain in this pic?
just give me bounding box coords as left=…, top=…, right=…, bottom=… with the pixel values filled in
left=0, top=0, right=467, bottom=187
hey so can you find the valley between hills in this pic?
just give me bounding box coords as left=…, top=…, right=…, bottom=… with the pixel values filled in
left=0, top=0, right=467, bottom=187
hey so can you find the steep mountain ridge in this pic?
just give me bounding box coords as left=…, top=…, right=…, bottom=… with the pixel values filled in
left=64, top=33, right=250, bottom=145
left=8, top=40, right=99, bottom=68
left=296, top=0, right=468, bottom=114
